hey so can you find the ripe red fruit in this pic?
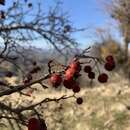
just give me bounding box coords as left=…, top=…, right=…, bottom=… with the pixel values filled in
left=28, top=118, right=40, bottom=130
left=50, top=73, right=62, bottom=87
left=105, top=55, right=114, bottom=62
left=104, top=62, right=115, bottom=71
left=64, top=68, right=75, bottom=80
left=88, top=72, right=95, bottom=79
left=69, top=61, right=81, bottom=72
left=84, top=65, right=92, bottom=73
left=63, top=79, right=76, bottom=89
left=76, top=97, right=83, bottom=105
left=72, top=85, right=80, bottom=93
left=98, top=73, right=108, bottom=83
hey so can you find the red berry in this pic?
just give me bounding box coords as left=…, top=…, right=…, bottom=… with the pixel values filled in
left=98, top=73, right=108, bottom=83
left=105, top=55, right=114, bottom=62
left=88, top=72, right=95, bottom=79
left=76, top=97, right=83, bottom=105
left=28, top=118, right=40, bottom=130
left=84, top=65, right=92, bottom=73
left=64, top=68, right=75, bottom=80
left=63, top=79, right=76, bottom=89
left=69, top=61, right=81, bottom=73
left=50, top=73, right=62, bottom=88
left=73, top=85, right=80, bottom=93
left=104, top=62, right=115, bottom=71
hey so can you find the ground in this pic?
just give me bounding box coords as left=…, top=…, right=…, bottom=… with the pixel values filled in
left=1, top=71, right=130, bottom=130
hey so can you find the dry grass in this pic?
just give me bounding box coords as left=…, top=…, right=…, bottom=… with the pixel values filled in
left=1, top=72, right=130, bottom=130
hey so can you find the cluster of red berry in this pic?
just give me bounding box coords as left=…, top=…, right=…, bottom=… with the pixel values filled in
left=49, top=55, right=115, bottom=105
left=28, top=117, right=47, bottom=130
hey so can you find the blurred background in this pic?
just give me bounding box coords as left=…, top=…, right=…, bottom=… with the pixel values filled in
left=1, top=0, right=130, bottom=130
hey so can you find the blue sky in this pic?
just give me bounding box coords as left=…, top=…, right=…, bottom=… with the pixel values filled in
left=2, top=0, right=121, bottom=49
left=43, top=0, right=121, bottom=48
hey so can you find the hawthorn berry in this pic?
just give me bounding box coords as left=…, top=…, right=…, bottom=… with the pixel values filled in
left=50, top=73, right=62, bottom=88
left=76, top=97, right=83, bottom=105
left=63, top=79, right=76, bottom=89
left=104, top=62, right=115, bottom=71
left=69, top=61, right=81, bottom=72
left=105, top=55, right=114, bottom=62
left=64, top=68, right=75, bottom=80
left=88, top=72, right=95, bottom=79
left=98, top=73, right=108, bottom=83
left=84, top=65, right=92, bottom=73
left=72, top=85, right=80, bottom=93
left=28, top=118, right=40, bottom=130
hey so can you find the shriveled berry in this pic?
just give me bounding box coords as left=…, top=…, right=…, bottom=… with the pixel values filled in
left=84, top=65, right=92, bottom=73
left=105, top=55, right=114, bottom=62
left=98, top=73, right=108, bottom=83
left=73, top=85, right=80, bottom=93
left=63, top=79, right=76, bottom=89
left=88, top=72, right=95, bottom=79
left=76, top=97, right=83, bottom=105
left=104, top=62, right=115, bottom=71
